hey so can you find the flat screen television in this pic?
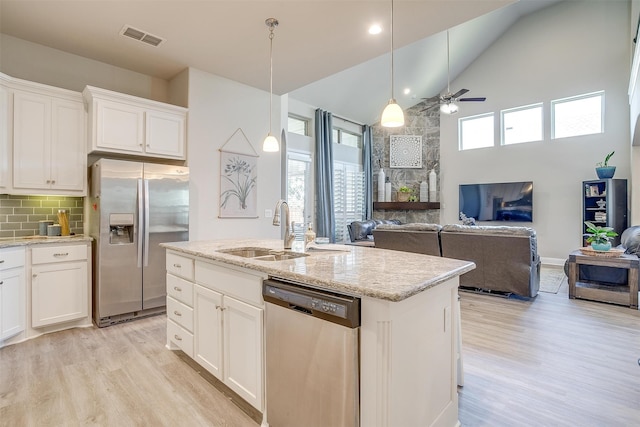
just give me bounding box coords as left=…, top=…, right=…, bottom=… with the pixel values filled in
left=459, top=181, right=533, bottom=222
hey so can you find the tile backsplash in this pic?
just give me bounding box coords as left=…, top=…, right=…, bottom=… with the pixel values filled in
left=0, top=195, right=84, bottom=238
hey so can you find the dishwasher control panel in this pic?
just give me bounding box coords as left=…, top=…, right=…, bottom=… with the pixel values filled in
left=263, top=279, right=360, bottom=328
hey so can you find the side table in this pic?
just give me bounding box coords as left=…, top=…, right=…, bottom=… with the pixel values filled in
left=568, top=250, right=638, bottom=309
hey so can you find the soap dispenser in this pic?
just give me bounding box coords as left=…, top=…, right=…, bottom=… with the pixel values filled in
left=305, top=223, right=316, bottom=246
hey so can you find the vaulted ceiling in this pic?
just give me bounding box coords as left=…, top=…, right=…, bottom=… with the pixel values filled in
left=0, top=0, right=561, bottom=124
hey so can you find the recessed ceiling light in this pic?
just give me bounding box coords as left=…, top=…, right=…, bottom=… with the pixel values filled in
left=403, top=88, right=411, bottom=95
left=368, top=24, right=382, bottom=35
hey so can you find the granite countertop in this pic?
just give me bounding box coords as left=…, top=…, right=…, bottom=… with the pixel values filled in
left=0, top=235, right=93, bottom=249
left=161, top=239, right=475, bottom=302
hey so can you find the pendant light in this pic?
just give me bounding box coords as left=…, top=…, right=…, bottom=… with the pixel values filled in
left=381, top=0, right=404, bottom=127
left=263, top=18, right=279, bottom=152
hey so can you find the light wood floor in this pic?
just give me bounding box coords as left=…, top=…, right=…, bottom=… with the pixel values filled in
left=1, top=281, right=638, bottom=426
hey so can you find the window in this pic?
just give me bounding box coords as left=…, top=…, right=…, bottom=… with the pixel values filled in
left=501, top=103, right=543, bottom=145
left=333, top=162, right=364, bottom=243
left=459, top=113, right=495, bottom=150
left=288, top=115, right=309, bottom=136
left=333, top=128, right=361, bottom=148
left=552, top=91, right=604, bottom=139
left=286, top=153, right=312, bottom=240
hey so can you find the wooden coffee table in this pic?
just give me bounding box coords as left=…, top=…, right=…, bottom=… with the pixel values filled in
left=568, top=249, right=638, bottom=309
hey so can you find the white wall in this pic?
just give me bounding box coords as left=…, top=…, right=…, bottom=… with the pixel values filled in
left=0, top=34, right=170, bottom=102
left=186, top=68, right=283, bottom=241
left=440, top=0, right=631, bottom=262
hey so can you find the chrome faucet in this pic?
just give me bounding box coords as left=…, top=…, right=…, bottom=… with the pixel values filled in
left=273, top=199, right=295, bottom=249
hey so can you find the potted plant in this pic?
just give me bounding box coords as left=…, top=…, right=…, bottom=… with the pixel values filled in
left=584, top=221, right=618, bottom=251
left=595, top=151, right=616, bottom=179
left=397, top=186, right=412, bottom=202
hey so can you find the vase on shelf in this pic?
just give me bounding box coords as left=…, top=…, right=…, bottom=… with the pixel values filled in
left=591, top=241, right=612, bottom=251
left=595, top=166, right=615, bottom=179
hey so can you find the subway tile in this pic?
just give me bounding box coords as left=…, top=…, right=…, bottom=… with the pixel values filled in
left=34, top=208, right=54, bottom=215
left=21, top=200, right=42, bottom=208
left=14, top=208, right=34, bottom=215
left=28, top=214, right=48, bottom=221
left=0, top=230, right=14, bottom=238
left=0, top=199, right=21, bottom=208
left=7, top=215, right=28, bottom=222
left=22, top=222, right=39, bottom=230
left=0, top=223, right=21, bottom=230
left=0, top=208, right=14, bottom=214
left=59, top=200, right=76, bottom=208
left=41, top=200, right=60, bottom=208
left=14, top=230, right=36, bottom=237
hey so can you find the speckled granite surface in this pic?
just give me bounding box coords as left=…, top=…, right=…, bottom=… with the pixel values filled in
left=0, top=235, right=92, bottom=248
left=161, top=239, right=475, bottom=302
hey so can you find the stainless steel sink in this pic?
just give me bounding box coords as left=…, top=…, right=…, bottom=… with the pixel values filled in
left=217, top=247, right=309, bottom=261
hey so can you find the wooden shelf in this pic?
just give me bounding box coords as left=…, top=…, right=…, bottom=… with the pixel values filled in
left=373, top=202, right=440, bottom=210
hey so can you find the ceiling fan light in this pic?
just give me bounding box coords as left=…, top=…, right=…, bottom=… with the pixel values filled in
left=381, top=99, right=404, bottom=127
left=440, top=102, right=458, bottom=114
left=263, top=134, right=279, bottom=152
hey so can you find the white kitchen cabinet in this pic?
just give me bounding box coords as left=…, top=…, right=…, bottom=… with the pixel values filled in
left=0, top=79, right=11, bottom=192
left=165, top=251, right=265, bottom=412
left=12, top=87, right=85, bottom=195
left=0, top=248, right=26, bottom=341
left=84, top=86, right=186, bottom=160
left=31, top=244, right=88, bottom=328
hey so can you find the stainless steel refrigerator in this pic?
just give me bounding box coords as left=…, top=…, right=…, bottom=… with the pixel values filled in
left=88, top=158, right=189, bottom=327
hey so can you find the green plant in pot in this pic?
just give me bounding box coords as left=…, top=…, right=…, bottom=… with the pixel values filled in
left=595, top=151, right=615, bottom=179
left=584, top=221, right=618, bottom=251
left=397, top=186, right=412, bottom=202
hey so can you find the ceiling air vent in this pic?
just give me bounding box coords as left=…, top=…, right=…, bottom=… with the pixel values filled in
left=120, top=25, right=165, bottom=47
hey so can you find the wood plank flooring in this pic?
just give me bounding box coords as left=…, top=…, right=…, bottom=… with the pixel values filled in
left=1, top=280, right=638, bottom=426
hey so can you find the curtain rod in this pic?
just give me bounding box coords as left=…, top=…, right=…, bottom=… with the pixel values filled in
left=332, top=114, right=364, bottom=127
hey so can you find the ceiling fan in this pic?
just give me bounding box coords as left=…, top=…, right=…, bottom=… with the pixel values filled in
left=422, top=30, right=486, bottom=114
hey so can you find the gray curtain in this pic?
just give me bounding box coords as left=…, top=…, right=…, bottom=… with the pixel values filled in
left=315, top=109, right=335, bottom=242
left=362, top=125, right=373, bottom=220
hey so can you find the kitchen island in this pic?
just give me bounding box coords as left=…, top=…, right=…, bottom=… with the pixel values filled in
left=161, top=239, right=475, bottom=427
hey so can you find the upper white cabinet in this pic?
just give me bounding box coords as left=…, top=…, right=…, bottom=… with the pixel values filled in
left=13, top=90, right=85, bottom=194
left=84, top=86, right=186, bottom=160
left=0, top=80, right=11, bottom=193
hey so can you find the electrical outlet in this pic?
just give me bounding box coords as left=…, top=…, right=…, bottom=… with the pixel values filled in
left=265, top=209, right=273, bottom=218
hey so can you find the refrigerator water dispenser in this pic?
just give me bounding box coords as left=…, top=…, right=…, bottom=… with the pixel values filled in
left=109, top=213, right=134, bottom=244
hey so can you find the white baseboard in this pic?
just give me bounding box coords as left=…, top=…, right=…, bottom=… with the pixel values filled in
left=541, top=257, right=566, bottom=267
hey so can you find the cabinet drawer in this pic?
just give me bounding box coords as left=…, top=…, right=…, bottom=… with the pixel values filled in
left=167, top=319, right=193, bottom=358
left=166, top=252, right=194, bottom=280
left=167, top=296, right=193, bottom=332
left=0, top=248, right=25, bottom=270
left=167, top=274, right=193, bottom=306
left=195, top=260, right=263, bottom=307
left=31, top=244, right=87, bottom=264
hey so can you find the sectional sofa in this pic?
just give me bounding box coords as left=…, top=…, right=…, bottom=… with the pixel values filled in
left=372, top=223, right=541, bottom=298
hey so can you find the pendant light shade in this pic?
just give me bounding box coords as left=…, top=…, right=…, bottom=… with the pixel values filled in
left=263, top=18, right=280, bottom=152
left=263, top=134, right=279, bottom=152
left=381, top=0, right=404, bottom=127
left=381, top=99, right=404, bottom=127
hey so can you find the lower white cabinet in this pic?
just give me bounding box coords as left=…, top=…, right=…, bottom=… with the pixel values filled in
left=0, top=248, right=26, bottom=341
left=166, top=251, right=265, bottom=412
left=31, top=244, right=88, bottom=328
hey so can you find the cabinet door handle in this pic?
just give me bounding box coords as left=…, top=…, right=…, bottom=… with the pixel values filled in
left=46, top=180, right=51, bottom=184
left=173, top=263, right=181, bottom=268
left=0, top=281, right=3, bottom=285
left=54, top=253, right=69, bottom=257
left=215, top=305, right=226, bottom=311
left=174, top=334, right=182, bottom=341
left=0, top=260, right=4, bottom=264
left=32, top=274, right=37, bottom=278
left=173, top=310, right=182, bottom=316
left=173, top=286, right=182, bottom=292
left=51, top=180, right=56, bottom=184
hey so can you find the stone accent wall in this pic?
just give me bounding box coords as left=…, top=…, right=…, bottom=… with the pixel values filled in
left=0, top=194, right=84, bottom=238
left=372, top=101, right=441, bottom=224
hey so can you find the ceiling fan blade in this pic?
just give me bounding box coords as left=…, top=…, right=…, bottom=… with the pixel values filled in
left=459, top=97, right=487, bottom=102
left=420, top=104, right=440, bottom=112
left=451, top=88, right=469, bottom=99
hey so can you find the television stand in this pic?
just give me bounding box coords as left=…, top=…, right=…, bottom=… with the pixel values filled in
left=568, top=250, right=638, bottom=309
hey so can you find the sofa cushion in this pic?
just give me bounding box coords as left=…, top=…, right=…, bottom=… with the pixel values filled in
left=442, top=224, right=536, bottom=237
left=350, top=220, right=376, bottom=241
left=376, top=223, right=442, bottom=232
left=621, top=225, right=640, bottom=255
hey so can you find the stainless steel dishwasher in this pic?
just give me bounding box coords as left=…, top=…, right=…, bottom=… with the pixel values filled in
left=263, top=278, right=361, bottom=427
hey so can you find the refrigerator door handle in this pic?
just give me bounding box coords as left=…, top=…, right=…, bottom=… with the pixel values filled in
left=137, top=178, right=144, bottom=268
left=144, top=179, right=150, bottom=267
